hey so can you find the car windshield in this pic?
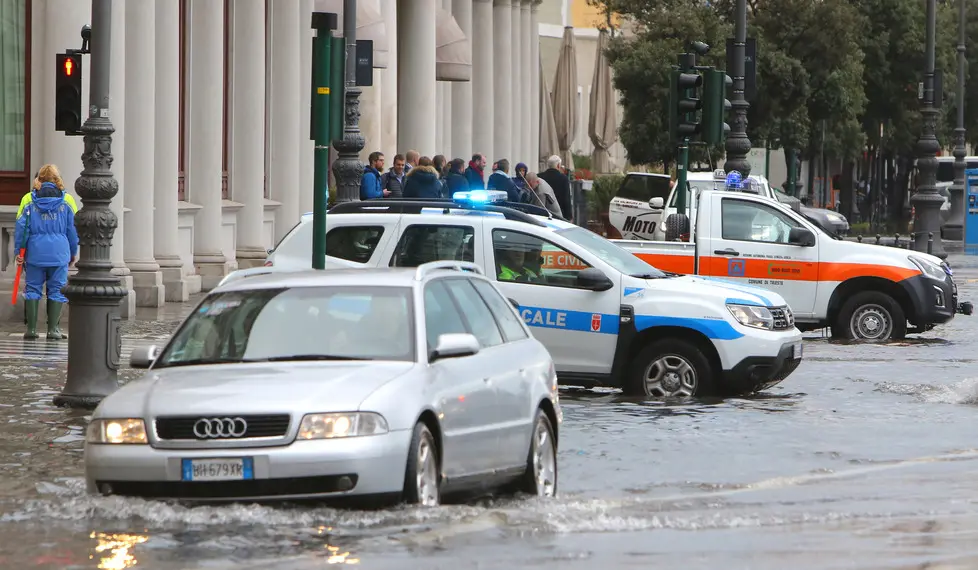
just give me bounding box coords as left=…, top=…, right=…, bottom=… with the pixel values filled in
left=555, top=226, right=667, bottom=278
left=155, top=286, right=416, bottom=367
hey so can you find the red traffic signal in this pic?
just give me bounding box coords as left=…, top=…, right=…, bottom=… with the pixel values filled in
left=64, top=57, right=74, bottom=76
left=55, top=53, right=82, bottom=134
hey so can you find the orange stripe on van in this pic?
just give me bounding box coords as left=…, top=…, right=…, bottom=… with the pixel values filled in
left=818, top=262, right=920, bottom=282
left=632, top=252, right=696, bottom=274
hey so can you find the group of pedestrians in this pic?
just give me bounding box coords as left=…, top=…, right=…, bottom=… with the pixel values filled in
left=361, top=150, right=575, bottom=222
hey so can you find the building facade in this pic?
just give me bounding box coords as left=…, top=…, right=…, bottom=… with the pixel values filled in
left=0, top=0, right=622, bottom=319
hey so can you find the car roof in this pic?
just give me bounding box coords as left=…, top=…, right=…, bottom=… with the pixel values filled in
left=300, top=205, right=577, bottom=234
left=214, top=266, right=483, bottom=293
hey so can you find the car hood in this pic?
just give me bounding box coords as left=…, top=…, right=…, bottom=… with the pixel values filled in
left=94, top=361, right=416, bottom=419
left=626, top=274, right=788, bottom=308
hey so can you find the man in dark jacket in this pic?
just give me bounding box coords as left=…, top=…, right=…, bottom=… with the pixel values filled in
left=381, top=153, right=407, bottom=197
left=360, top=151, right=388, bottom=200
left=445, top=158, right=468, bottom=196
left=539, top=155, right=573, bottom=221
left=403, top=157, right=444, bottom=199
left=464, top=153, right=487, bottom=190
left=487, top=158, right=522, bottom=202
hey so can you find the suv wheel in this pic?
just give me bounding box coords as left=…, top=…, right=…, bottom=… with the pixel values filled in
left=628, top=339, right=715, bottom=397
left=833, top=290, right=907, bottom=341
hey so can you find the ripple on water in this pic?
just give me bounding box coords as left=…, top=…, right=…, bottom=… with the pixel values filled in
left=875, top=377, right=978, bottom=405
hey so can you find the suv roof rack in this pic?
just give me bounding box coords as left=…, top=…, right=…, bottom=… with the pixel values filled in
left=328, top=199, right=550, bottom=227
left=414, top=260, right=485, bottom=281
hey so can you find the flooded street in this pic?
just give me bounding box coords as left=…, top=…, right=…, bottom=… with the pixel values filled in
left=3, top=274, right=978, bottom=569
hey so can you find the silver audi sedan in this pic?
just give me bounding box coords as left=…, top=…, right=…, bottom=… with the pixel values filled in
left=84, top=261, right=560, bottom=505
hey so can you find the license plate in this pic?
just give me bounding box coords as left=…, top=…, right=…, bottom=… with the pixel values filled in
left=792, top=342, right=803, bottom=359
left=181, top=458, right=254, bottom=482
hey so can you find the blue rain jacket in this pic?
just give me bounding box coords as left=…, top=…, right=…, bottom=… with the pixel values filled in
left=15, top=186, right=79, bottom=267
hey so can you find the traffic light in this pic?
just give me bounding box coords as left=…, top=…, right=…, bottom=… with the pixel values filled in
left=55, top=52, right=82, bottom=134
left=668, top=69, right=702, bottom=142
left=701, top=69, right=732, bottom=145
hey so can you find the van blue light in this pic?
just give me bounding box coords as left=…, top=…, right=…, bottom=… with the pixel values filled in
left=452, top=190, right=509, bottom=204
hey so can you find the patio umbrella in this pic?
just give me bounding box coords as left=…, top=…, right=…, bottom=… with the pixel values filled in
left=588, top=29, right=617, bottom=173
left=539, top=55, right=560, bottom=171
left=551, top=26, right=578, bottom=171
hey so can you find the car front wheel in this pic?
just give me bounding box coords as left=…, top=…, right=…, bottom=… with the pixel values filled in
left=517, top=409, right=558, bottom=497
left=833, top=291, right=907, bottom=341
left=628, top=339, right=715, bottom=397
left=403, top=422, right=440, bottom=506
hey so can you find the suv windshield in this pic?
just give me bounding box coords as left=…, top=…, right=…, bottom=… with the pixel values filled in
left=155, top=286, right=416, bottom=367
left=555, top=226, right=666, bottom=278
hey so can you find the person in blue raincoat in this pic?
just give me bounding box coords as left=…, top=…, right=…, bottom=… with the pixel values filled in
left=14, top=181, right=79, bottom=340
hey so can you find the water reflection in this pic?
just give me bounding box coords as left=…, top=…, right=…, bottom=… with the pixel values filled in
left=92, top=531, right=148, bottom=569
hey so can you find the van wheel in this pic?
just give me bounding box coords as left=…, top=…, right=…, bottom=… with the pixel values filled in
left=627, top=339, right=715, bottom=397
left=664, top=214, right=690, bottom=242
left=833, top=291, right=907, bottom=341
left=403, top=422, right=440, bottom=506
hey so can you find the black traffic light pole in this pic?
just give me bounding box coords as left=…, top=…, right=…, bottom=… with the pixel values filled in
left=673, top=52, right=700, bottom=220
left=55, top=26, right=90, bottom=136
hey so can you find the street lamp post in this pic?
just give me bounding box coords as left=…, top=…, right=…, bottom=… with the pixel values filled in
left=331, top=0, right=365, bottom=203
left=944, top=0, right=967, bottom=242
left=910, top=0, right=946, bottom=258
left=724, top=0, right=752, bottom=178
left=54, top=0, right=127, bottom=409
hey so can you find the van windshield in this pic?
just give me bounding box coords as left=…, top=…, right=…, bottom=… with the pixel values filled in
left=555, top=226, right=667, bottom=278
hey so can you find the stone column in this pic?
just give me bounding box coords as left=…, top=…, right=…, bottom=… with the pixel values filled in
left=397, top=0, right=437, bottom=156
left=520, top=1, right=532, bottom=169
left=298, top=0, right=314, bottom=215
left=510, top=0, right=522, bottom=164
left=380, top=0, right=398, bottom=160
left=154, top=0, right=189, bottom=301
left=123, top=0, right=164, bottom=307
left=529, top=1, right=540, bottom=169
left=357, top=0, right=383, bottom=161
left=189, top=0, right=230, bottom=289
left=232, top=0, right=268, bottom=269
left=269, top=0, right=302, bottom=241
left=109, top=0, right=135, bottom=317
left=436, top=84, right=445, bottom=152
left=450, top=0, right=473, bottom=161
left=492, top=0, right=512, bottom=165
left=472, top=0, right=494, bottom=174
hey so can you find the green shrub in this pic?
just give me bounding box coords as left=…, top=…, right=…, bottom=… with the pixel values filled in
left=588, top=173, right=625, bottom=218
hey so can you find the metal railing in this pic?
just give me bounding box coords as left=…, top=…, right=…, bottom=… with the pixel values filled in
left=853, top=231, right=936, bottom=255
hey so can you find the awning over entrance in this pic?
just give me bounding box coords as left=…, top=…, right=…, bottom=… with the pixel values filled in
left=436, top=7, right=471, bottom=82
left=314, top=0, right=389, bottom=68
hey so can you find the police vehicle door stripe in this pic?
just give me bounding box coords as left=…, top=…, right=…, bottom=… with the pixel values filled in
left=517, top=305, right=619, bottom=335
left=634, top=315, right=745, bottom=340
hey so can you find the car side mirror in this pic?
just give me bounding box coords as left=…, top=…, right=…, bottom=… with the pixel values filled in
left=130, top=345, right=160, bottom=369
left=508, top=297, right=520, bottom=310
left=430, top=333, right=480, bottom=362
left=576, top=267, right=614, bottom=291
left=649, top=197, right=664, bottom=209
left=788, top=227, right=816, bottom=247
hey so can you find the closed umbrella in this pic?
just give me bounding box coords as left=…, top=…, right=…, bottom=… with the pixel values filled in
left=588, top=30, right=617, bottom=173
left=539, top=55, right=560, bottom=172
left=551, top=26, right=578, bottom=172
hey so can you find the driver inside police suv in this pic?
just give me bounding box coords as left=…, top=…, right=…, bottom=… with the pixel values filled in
left=496, top=247, right=542, bottom=283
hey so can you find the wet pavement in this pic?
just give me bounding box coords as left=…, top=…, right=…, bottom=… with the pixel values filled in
left=3, top=259, right=978, bottom=569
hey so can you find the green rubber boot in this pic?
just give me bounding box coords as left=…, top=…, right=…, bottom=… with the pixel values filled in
left=46, top=300, right=66, bottom=340
left=23, top=300, right=39, bottom=340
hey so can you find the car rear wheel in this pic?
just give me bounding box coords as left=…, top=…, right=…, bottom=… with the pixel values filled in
left=833, top=290, right=907, bottom=342
left=517, top=409, right=558, bottom=497
left=628, top=339, right=715, bottom=397
left=403, top=422, right=440, bottom=506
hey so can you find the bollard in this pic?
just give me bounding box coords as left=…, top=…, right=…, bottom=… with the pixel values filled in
left=928, top=232, right=934, bottom=255
left=894, top=233, right=901, bottom=248
left=876, top=234, right=881, bottom=245
left=857, top=234, right=863, bottom=243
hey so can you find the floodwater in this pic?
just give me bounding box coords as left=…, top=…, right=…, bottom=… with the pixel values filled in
left=3, top=276, right=978, bottom=569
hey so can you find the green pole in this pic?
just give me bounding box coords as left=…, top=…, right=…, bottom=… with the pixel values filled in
left=676, top=137, right=690, bottom=226
left=764, top=143, right=771, bottom=179
left=329, top=35, right=345, bottom=144
left=786, top=148, right=797, bottom=196
left=311, top=15, right=335, bottom=270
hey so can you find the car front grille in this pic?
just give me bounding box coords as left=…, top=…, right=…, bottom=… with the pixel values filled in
left=96, top=475, right=358, bottom=500
left=771, top=306, right=794, bottom=330
left=155, top=415, right=291, bottom=441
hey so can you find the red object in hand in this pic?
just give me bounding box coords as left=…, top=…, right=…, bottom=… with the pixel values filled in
left=10, top=248, right=24, bottom=305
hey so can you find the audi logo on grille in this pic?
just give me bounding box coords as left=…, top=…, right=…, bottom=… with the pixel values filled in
left=193, top=417, right=248, bottom=438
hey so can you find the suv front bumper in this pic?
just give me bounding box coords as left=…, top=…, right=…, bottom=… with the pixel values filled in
left=724, top=341, right=802, bottom=394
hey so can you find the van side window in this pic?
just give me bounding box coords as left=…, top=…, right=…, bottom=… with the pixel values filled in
left=721, top=199, right=799, bottom=244
left=390, top=225, right=475, bottom=267
left=325, top=226, right=385, bottom=263
left=616, top=175, right=672, bottom=202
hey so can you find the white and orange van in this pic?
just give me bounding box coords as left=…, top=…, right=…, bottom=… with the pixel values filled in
left=612, top=186, right=972, bottom=341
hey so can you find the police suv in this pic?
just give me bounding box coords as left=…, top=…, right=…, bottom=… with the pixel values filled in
left=223, top=192, right=804, bottom=398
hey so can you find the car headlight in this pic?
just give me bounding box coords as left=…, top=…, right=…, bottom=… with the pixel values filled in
left=727, top=304, right=774, bottom=330
left=297, top=412, right=389, bottom=440
left=825, top=212, right=844, bottom=223
left=908, top=255, right=947, bottom=281
left=86, top=418, right=148, bottom=444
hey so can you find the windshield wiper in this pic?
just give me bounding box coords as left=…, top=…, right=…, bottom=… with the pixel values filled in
left=154, top=357, right=250, bottom=368
left=259, top=354, right=371, bottom=362
left=630, top=272, right=670, bottom=279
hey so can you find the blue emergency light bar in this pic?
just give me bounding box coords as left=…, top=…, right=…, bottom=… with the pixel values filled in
left=452, top=190, right=509, bottom=204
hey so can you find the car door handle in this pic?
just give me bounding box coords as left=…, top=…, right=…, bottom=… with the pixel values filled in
left=713, top=248, right=740, bottom=256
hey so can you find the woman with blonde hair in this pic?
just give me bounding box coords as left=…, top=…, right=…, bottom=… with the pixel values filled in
left=17, top=164, right=78, bottom=219
left=14, top=163, right=79, bottom=339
